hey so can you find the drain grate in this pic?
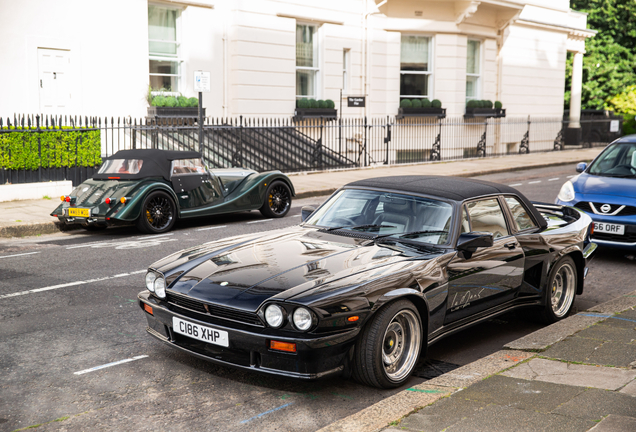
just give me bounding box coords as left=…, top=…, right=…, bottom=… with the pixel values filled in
left=412, top=359, right=460, bottom=380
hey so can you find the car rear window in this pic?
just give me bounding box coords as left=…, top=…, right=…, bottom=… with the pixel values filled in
left=97, top=159, right=143, bottom=175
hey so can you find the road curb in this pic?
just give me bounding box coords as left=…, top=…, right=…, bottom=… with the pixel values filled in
left=292, top=156, right=594, bottom=200
left=317, top=290, right=636, bottom=432
left=0, top=221, right=60, bottom=238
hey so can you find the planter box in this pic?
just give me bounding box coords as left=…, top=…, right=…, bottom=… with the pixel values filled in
left=397, top=107, right=446, bottom=119
left=147, top=107, right=205, bottom=118
left=294, top=108, right=337, bottom=120
left=464, top=108, right=506, bottom=118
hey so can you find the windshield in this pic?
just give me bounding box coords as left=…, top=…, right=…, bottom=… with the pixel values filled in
left=97, top=159, right=143, bottom=175
left=588, top=142, right=636, bottom=177
left=305, top=189, right=453, bottom=244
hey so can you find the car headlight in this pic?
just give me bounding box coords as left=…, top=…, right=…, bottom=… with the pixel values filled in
left=292, top=307, right=312, bottom=331
left=557, top=181, right=575, bottom=202
left=154, top=276, right=166, bottom=299
left=265, top=304, right=285, bottom=328
left=145, top=271, right=157, bottom=292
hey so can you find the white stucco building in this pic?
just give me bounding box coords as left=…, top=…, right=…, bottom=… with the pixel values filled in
left=0, top=0, right=594, bottom=121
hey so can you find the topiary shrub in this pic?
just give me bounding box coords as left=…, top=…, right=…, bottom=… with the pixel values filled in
left=165, top=96, right=178, bottom=107
left=177, top=96, right=189, bottom=107
left=494, top=101, right=503, bottom=109
left=317, top=99, right=327, bottom=108
left=421, top=98, right=431, bottom=108
left=466, top=100, right=477, bottom=109
left=325, top=99, right=335, bottom=109
left=478, top=100, right=486, bottom=108
left=400, top=99, right=412, bottom=108
left=411, top=99, right=422, bottom=108
left=188, top=97, right=199, bottom=107
left=151, top=96, right=165, bottom=107
left=484, top=100, right=493, bottom=109
left=431, top=99, right=442, bottom=108
left=297, top=98, right=309, bottom=108
left=309, top=99, right=318, bottom=108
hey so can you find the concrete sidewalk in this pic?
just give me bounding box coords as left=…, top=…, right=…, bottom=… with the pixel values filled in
left=0, top=148, right=602, bottom=238
left=319, top=291, right=636, bottom=432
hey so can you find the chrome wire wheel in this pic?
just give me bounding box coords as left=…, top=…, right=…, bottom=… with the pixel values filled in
left=551, top=262, right=576, bottom=318
left=144, top=195, right=173, bottom=231
left=381, top=309, right=422, bottom=383
left=268, top=184, right=291, bottom=216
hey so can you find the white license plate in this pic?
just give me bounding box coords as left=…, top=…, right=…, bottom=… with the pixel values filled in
left=594, top=222, right=625, bottom=235
left=172, top=317, right=229, bottom=347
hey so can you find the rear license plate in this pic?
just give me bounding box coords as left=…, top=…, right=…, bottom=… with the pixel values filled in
left=68, top=208, right=89, bottom=217
left=173, top=317, right=229, bottom=347
left=594, top=222, right=625, bottom=235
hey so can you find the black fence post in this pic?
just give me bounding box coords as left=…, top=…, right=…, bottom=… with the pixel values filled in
left=364, top=116, right=368, bottom=167
left=384, top=117, right=391, bottom=165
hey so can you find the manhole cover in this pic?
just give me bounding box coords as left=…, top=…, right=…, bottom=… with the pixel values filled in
left=412, top=359, right=460, bottom=380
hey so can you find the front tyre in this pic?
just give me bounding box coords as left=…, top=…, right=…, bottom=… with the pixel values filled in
left=352, top=299, right=423, bottom=389
left=259, top=181, right=292, bottom=218
left=540, top=256, right=577, bottom=323
left=136, top=191, right=177, bottom=234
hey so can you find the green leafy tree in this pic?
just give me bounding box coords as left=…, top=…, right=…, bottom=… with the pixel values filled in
left=566, top=1, right=636, bottom=110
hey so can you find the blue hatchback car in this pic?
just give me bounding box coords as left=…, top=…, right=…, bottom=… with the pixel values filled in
left=555, top=136, right=636, bottom=250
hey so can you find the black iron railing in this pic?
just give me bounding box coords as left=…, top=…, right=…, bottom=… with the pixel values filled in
left=0, top=113, right=623, bottom=185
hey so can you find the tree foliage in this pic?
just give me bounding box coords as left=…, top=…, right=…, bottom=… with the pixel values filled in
left=566, top=0, right=636, bottom=110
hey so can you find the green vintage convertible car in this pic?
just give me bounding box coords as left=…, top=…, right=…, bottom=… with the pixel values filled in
left=52, top=149, right=295, bottom=234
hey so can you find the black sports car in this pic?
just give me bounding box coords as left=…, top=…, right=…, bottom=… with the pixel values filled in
left=138, top=176, right=596, bottom=388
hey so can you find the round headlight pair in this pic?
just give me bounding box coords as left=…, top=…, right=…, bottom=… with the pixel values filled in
left=264, top=304, right=312, bottom=331
left=145, top=271, right=166, bottom=298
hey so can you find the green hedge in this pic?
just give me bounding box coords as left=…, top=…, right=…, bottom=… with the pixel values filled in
left=0, top=128, right=102, bottom=170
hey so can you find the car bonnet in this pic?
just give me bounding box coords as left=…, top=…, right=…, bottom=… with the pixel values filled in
left=159, top=227, right=437, bottom=311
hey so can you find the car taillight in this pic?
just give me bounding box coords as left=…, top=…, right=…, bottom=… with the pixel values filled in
left=60, top=196, right=65, bottom=201
left=105, top=198, right=111, bottom=204
left=65, top=196, right=71, bottom=202
left=120, top=197, right=127, bottom=204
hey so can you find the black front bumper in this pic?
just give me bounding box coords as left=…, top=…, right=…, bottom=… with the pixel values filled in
left=138, top=291, right=359, bottom=380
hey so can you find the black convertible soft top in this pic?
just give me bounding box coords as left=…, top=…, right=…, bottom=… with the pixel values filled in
left=346, top=175, right=547, bottom=229
left=93, top=149, right=202, bottom=181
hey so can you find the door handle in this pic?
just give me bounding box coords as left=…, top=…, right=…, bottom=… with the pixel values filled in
left=504, top=242, right=517, bottom=250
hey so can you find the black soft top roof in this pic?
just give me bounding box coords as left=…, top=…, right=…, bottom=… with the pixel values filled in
left=345, top=175, right=547, bottom=229
left=93, top=149, right=202, bottom=181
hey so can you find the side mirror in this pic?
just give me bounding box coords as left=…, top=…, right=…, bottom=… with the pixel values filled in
left=576, top=162, right=587, bottom=173
left=301, top=206, right=316, bottom=222
left=457, top=232, right=494, bottom=259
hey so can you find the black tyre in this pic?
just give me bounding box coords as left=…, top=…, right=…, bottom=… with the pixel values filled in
left=352, top=299, right=423, bottom=389
left=259, top=181, right=292, bottom=218
left=539, top=256, right=577, bottom=323
left=136, top=191, right=177, bottom=234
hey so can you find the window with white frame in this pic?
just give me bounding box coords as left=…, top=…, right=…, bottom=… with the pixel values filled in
left=296, top=24, right=319, bottom=99
left=342, top=49, right=350, bottom=93
left=400, top=35, right=432, bottom=99
left=466, top=40, right=481, bottom=101
left=148, top=5, right=181, bottom=92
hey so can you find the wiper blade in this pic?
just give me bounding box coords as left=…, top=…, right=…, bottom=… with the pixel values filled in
left=326, top=224, right=396, bottom=232
left=375, top=230, right=448, bottom=240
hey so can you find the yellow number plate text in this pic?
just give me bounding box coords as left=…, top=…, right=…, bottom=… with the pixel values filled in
left=68, top=208, right=89, bottom=217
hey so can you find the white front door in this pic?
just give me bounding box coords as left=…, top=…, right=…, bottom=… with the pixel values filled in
left=38, top=48, right=71, bottom=113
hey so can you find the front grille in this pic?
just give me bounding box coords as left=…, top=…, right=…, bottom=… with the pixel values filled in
left=593, top=232, right=636, bottom=243
left=166, top=292, right=263, bottom=327
left=575, top=202, right=636, bottom=217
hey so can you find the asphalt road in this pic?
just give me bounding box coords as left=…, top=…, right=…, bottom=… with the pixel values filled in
left=1, top=165, right=634, bottom=432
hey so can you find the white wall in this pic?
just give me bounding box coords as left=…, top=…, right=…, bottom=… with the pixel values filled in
left=0, top=0, right=588, bottom=120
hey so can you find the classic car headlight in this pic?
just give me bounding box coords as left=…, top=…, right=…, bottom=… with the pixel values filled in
left=292, top=307, right=312, bottom=331
left=145, top=271, right=157, bottom=292
left=557, top=181, right=575, bottom=202
left=154, top=276, right=166, bottom=299
left=264, top=304, right=285, bottom=328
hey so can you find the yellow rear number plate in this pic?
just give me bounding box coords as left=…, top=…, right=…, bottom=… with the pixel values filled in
left=68, top=208, right=89, bottom=217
